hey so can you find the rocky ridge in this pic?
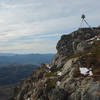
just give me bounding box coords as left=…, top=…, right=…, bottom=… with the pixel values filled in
left=11, top=27, right=100, bottom=100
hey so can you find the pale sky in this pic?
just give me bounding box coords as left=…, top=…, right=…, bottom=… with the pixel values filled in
left=0, top=0, right=99, bottom=54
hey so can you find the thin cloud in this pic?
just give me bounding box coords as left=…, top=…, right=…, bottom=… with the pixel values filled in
left=0, top=0, right=99, bottom=53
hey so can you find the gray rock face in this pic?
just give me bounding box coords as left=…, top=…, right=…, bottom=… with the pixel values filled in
left=57, top=28, right=100, bottom=56
left=51, top=27, right=100, bottom=69
left=60, top=57, right=100, bottom=100
left=51, top=53, right=67, bottom=69
left=48, top=89, right=68, bottom=100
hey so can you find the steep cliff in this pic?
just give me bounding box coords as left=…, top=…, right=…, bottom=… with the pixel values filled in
left=11, top=27, right=100, bottom=100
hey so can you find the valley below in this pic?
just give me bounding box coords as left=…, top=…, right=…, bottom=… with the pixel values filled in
left=0, top=85, right=14, bottom=100
left=0, top=54, right=54, bottom=100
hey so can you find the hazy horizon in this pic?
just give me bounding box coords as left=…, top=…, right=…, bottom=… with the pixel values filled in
left=0, top=52, right=55, bottom=55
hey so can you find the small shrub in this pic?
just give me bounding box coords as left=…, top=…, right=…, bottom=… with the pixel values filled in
left=45, top=79, right=57, bottom=93
left=45, top=72, right=56, bottom=77
left=93, top=69, right=100, bottom=75
left=73, top=71, right=82, bottom=77
left=86, top=55, right=97, bottom=67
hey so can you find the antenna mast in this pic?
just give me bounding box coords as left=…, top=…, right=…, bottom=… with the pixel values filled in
left=80, top=14, right=91, bottom=28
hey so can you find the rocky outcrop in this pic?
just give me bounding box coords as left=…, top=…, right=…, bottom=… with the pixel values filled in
left=11, top=27, right=100, bottom=100
left=57, top=27, right=100, bottom=56
left=51, top=27, right=100, bottom=69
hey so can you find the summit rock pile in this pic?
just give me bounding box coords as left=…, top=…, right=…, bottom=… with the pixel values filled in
left=11, top=27, right=100, bottom=100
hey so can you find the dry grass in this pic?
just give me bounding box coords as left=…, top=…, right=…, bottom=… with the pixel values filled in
left=45, top=69, right=59, bottom=78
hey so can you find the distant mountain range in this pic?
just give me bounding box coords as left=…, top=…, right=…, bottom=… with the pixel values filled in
left=0, top=53, right=54, bottom=66
left=0, top=53, right=54, bottom=86
left=0, top=53, right=54, bottom=99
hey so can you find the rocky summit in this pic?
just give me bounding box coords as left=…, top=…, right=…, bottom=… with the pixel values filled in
left=11, top=27, right=100, bottom=100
